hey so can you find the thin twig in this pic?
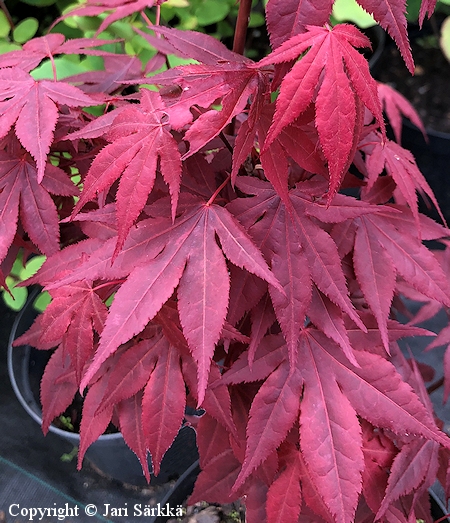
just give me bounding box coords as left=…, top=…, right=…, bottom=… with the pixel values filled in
left=219, top=131, right=234, bottom=154
left=427, top=376, right=444, bottom=395
left=206, top=174, right=231, bottom=206
left=0, top=0, right=14, bottom=31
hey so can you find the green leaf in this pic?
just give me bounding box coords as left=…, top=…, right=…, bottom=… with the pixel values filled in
left=0, top=10, right=11, bottom=38
left=13, top=18, right=39, bottom=44
left=20, top=0, right=57, bottom=5
left=31, top=56, right=87, bottom=80
left=3, top=284, right=28, bottom=311
left=332, top=0, right=376, bottom=28
left=165, top=0, right=189, bottom=6
left=249, top=12, right=265, bottom=28
left=10, top=255, right=24, bottom=278
left=0, top=42, right=22, bottom=53
left=34, top=291, right=52, bottom=312
left=406, top=0, right=422, bottom=21
left=195, top=0, right=230, bottom=25
left=19, top=255, right=46, bottom=281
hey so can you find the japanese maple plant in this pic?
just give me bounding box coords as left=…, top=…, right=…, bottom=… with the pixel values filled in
left=3, top=0, right=450, bottom=521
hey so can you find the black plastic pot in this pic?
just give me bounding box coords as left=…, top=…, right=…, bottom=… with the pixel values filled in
left=7, top=289, right=199, bottom=487
left=430, top=485, right=450, bottom=522
left=366, top=25, right=386, bottom=74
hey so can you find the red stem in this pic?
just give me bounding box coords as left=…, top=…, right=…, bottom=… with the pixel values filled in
left=232, top=0, right=253, bottom=55
left=206, top=174, right=231, bottom=206
left=227, top=0, right=253, bottom=135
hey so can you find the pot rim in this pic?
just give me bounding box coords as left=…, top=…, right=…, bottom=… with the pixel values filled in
left=7, top=287, right=123, bottom=442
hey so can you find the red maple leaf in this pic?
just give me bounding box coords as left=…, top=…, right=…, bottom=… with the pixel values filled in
left=377, top=82, right=426, bottom=143
left=72, top=89, right=182, bottom=253
left=256, top=24, right=384, bottom=201
left=364, top=135, right=444, bottom=227
left=0, top=67, right=98, bottom=182
left=228, top=177, right=378, bottom=363
left=226, top=329, right=450, bottom=522
left=0, top=33, right=119, bottom=72
left=146, top=27, right=268, bottom=156
left=0, top=147, right=78, bottom=264
left=66, top=54, right=144, bottom=94
left=34, top=197, right=282, bottom=404
left=265, top=0, right=414, bottom=72
left=24, top=281, right=108, bottom=384
left=55, top=0, right=162, bottom=35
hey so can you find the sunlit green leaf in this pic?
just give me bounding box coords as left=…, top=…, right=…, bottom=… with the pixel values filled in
left=19, top=256, right=47, bottom=281
left=34, top=291, right=52, bottom=312
left=13, top=18, right=39, bottom=44
left=0, top=10, right=11, bottom=38
left=3, top=283, right=28, bottom=311
left=333, top=0, right=376, bottom=28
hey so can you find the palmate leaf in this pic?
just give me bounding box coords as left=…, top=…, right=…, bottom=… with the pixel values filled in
left=228, top=177, right=377, bottom=363
left=0, top=68, right=98, bottom=182
left=265, top=0, right=414, bottom=71
left=351, top=211, right=450, bottom=353
left=364, top=135, right=445, bottom=229
left=256, top=24, right=383, bottom=201
left=142, top=26, right=268, bottom=156
left=0, top=148, right=78, bottom=264
left=57, top=199, right=282, bottom=404
left=377, top=82, right=426, bottom=144
left=29, top=281, right=108, bottom=384
left=152, top=63, right=267, bottom=158
left=375, top=439, right=439, bottom=520
left=225, top=328, right=450, bottom=523
left=72, top=89, right=182, bottom=254
left=355, top=213, right=450, bottom=307
left=65, top=54, right=144, bottom=94
left=0, top=33, right=119, bottom=72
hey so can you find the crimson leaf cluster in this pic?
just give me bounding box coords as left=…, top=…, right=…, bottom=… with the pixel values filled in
left=2, top=0, right=450, bottom=521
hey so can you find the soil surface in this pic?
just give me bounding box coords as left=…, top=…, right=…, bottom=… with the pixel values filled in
left=168, top=501, right=245, bottom=523
left=375, top=19, right=450, bottom=134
